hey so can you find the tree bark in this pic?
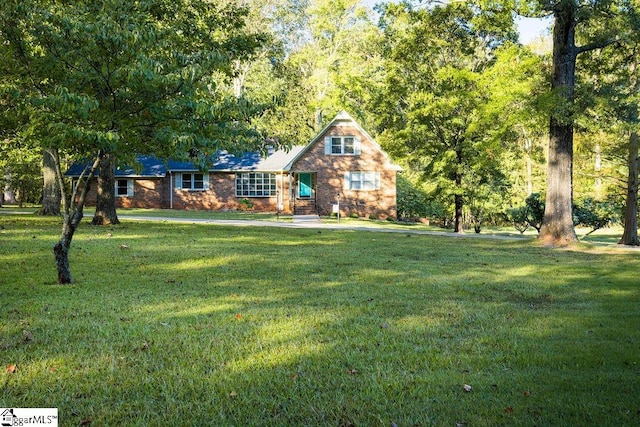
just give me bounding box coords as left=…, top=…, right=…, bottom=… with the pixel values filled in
left=91, top=152, right=120, bottom=225
left=53, top=149, right=101, bottom=284
left=619, top=131, right=639, bottom=246
left=539, top=1, right=579, bottom=245
left=54, top=209, right=82, bottom=283
left=454, top=193, right=464, bottom=233
left=38, top=148, right=61, bottom=216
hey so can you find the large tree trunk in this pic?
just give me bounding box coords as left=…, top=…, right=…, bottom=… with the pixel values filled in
left=539, top=2, right=579, bottom=245
left=454, top=193, right=464, bottom=233
left=38, top=148, right=61, bottom=216
left=453, top=154, right=464, bottom=233
left=91, top=152, right=119, bottom=225
left=619, top=131, right=639, bottom=246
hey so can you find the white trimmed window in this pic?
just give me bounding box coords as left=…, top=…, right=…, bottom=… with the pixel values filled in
left=325, top=136, right=361, bottom=155
left=235, top=172, right=277, bottom=197
left=344, top=171, right=381, bottom=191
left=115, top=179, right=134, bottom=197
left=175, top=173, right=209, bottom=191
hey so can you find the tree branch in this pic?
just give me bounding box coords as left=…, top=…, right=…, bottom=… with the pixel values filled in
left=576, top=38, right=619, bottom=55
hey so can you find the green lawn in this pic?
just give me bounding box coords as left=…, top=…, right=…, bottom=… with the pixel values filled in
left=1, top=214, right=639, bottom=426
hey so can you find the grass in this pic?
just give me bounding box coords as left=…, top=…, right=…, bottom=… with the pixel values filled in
left=1, top=213, right=639, bottom=426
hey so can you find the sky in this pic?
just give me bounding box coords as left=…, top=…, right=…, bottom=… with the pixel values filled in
left=516, top=15, right=552, bottom=44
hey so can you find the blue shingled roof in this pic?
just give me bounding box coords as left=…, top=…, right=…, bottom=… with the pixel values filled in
left=64, top=147, right=306, bottom=177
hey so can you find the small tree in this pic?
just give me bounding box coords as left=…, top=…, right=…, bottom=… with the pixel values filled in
left=509, top=193, right=545, bottom=234
left=508, top=206, right=530, bottom=234
left=1, top=0, right=272, bottom=283
left=573, top=197, right=621, bottom=238
left=524, top=192, right=545, bottom=233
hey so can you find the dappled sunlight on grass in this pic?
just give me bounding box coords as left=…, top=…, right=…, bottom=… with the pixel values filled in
left=2, top=215, right=640, bottom=425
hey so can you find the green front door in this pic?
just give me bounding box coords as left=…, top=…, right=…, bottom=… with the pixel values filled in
left=299, top=173, right=312, bottom=198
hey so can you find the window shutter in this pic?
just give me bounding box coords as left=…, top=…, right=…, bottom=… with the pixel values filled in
left=325, top=136, right=332, bottom=155
left=354, top=137, right=362, bottom=155
left=174, top=173, right=182, bottom=189
left=344, top=172, right=350, bottom=190
left=127, top=179, right=134, bottom=197
left=203, top=173, right=210, bottom=190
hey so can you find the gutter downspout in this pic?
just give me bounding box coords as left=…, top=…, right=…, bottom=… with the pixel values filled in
left=169, top=171, right=173, bottom=209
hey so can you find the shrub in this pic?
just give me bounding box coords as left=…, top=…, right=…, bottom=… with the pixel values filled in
left=573, top=197, right=621, bottom=237
left=508, top=193, right=545, bottom=234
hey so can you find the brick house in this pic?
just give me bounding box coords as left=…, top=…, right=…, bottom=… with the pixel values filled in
left=67, top=111, right=401, bottom=218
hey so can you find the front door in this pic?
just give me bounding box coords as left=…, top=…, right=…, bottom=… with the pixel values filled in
left=298, top=173, right=312, bottom=198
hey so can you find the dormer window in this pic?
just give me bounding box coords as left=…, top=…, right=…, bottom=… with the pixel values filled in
left=325, top=135, right=361, bottom=155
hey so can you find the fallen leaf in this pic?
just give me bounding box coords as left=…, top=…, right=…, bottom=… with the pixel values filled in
left=456, top=422, right=468, bottom=427
left=524, top=390, right=531, bottom=397
left=229, top=391, right=237, bottom=397
left=23, top=330, right=33, bottom=342
left=504, top=406, right=514, bottom=414
left=346, top=369, right=358, bottom=375
left=6, top=364, right=17, bottom=373
left=463, top=384, right=472, bottom=392
left=231, top=294, right=238, bottom=298
left=119, top=244, right=129, bottom=250
left=234, top=313, right=243, bottom=320
left=49, top=366, right=57, bottom=373
left=290, top=373, right=298, bottom=380
left=79, top=418, right=92, bottom=425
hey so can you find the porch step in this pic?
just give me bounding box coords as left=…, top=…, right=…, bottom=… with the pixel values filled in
left=294, top=199, right=317, bottom=215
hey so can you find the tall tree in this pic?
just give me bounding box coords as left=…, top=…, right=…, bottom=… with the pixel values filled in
left=1, top=0, right=271, bottom=283
left=286, top=0, right=380, bottom=130
left=374, top=1, right=521, bottom=232
left=492, top=0, right=634, bottom=245
left=579, top=24, right=640, bottom=245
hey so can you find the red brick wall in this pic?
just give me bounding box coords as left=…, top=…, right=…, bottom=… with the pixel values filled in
left=78, top=174, right=292, bottom=213
left=291, top=125, right=398, bottom=219
left=162, top=172, right=292, bottom=213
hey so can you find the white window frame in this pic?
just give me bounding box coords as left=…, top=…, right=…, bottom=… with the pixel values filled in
left=115, top=179, right=134, bottom=197
left=175, top=173, right=209, bottom=191
left=344, top=171, right=381, bottom=191
left=235, top=172, right=277, bottom=197
left=324, top=136, right=361, bottom=155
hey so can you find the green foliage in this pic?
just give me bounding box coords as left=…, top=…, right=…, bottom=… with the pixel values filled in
left=509, top=192, right=545, bottom=233
left=508, top=205, right=530, bottom=234
left=0, top=0, right=272, bottom=166
left=396, top=175, right=429, bottom=220
left=524, top=192, right=546, bottom=232
left=573, top=197, right=622, bottom=236
left=374, top=2, right=541, bottom=231
left=0, top=142, right=42, bottom=206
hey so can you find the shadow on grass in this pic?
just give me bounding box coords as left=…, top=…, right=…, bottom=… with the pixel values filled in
left=1, top=219, right=639, bottom=425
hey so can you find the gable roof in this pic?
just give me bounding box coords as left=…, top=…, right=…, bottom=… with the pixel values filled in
left=65, top=111, right=399, bottom=177
left=283, top=110, right=401, bottom=171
